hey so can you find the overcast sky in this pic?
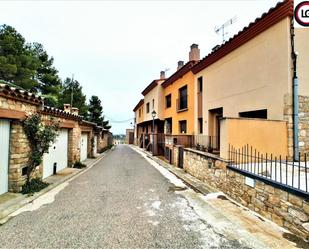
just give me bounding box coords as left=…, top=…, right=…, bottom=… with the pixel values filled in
left=0, top=0, right=280, bottom=134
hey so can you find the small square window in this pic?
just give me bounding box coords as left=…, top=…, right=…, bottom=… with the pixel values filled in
left=165, top=94, right=171, bottom=108
left=179, top=120, right=187, bottom=134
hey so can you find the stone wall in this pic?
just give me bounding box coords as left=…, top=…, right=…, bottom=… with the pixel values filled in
left=68, top=124, right=81, bottom=166
left=284, top=94, right=309, bottom=159
left=1, top=93, right=98, bottom=193
left=183, top=148, right=309, bottom=240
left=0, top=96, right=39, bottom=192
left=0, top=96, right=38, bottom=114
left=97, top=131, right=110, bottom=152
left=9, top=121, right=31, bottom=192
left=173, top=146, right=179, bottom=167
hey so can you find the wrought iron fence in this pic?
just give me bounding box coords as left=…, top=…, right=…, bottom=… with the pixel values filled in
left=228, top=144, right=309, bottom=196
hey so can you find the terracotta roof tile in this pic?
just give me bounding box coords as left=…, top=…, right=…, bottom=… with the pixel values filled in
left=41, top=106, right=82, bottom=121
left=0, top=83, right=43, bottom=105
left=192, top=0, right=293, bottom=74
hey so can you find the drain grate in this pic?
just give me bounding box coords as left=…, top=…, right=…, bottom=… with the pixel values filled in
left=168, top=186, right=188, bottom=192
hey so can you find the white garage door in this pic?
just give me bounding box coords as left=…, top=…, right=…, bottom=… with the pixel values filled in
left=80, top=133, right=88, bottom=161
left=0, top=119, right=10, bottom=195
left=43, top=129, right=69, bottom=179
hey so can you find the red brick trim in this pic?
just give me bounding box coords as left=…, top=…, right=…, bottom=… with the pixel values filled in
left=60, top=120, right=76, bottom=128
left=80, top=126, right=92, bottom=132
left=0, top=108, right=26, bottom=120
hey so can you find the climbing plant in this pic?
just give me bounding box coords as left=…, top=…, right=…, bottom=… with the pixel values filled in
left=23, top=114, right=59, bottom=183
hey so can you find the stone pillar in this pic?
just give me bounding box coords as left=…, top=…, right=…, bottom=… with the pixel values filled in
left=9, top=121, right=32, bottom=192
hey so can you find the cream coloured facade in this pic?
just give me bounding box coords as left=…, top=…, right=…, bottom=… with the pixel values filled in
left=193, top=15, right=309, bottom=158
left=195, top=18, right=291, bottom=129
left=143, top=79, right=165, bottom=122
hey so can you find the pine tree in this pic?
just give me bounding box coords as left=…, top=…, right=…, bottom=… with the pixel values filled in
left=0, top=25, right=39, bottom=90
left=88, top=95, right=111, bottom=130
left=58, top=78, right=88, bottom=118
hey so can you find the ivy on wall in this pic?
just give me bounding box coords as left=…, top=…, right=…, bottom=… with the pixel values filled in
left=22, top=114, right=59, bottom=183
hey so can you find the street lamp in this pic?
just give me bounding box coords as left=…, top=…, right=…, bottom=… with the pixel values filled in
left=151, top=110, right=157, bottom=155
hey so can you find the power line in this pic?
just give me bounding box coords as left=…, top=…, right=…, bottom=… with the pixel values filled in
left=104, top=115, right=134, bottom=123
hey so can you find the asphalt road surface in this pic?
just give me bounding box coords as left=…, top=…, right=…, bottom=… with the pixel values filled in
left=0, top=145, right=249, bottom=249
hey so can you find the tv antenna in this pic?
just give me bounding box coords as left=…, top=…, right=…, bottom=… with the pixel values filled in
left=215, top=16, right=237, bottom=43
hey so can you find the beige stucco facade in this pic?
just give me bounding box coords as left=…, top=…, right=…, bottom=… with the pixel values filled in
left=143, top=80, right=165, bottom=122
left=193, top=16, right=309, bottom=158
left=220, top=118, right=288, bottom=159
left=295, top=28, right=309, bottom=96
left=195, top=18, right=291, bottom=133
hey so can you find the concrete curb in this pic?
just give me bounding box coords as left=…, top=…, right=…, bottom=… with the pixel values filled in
left=131, top=145, right=217, bottom=195
left=0, top=148, right=112, bottom=225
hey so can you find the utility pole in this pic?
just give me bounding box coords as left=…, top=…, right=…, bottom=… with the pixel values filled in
left=70, top=74, right=74, bottom=107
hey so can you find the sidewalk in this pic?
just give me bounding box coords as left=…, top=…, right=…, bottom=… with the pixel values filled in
left=0, top=149, right=112, bottom=225
left=131, top=145, right=308, bottom=249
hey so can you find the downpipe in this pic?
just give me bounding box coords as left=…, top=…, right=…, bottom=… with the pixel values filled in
left=291, top=19, right=299, bottom=162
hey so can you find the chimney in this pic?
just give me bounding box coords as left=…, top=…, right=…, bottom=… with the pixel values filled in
left=160, top=71, right=165, bottom=80
left=189, top=43, right=200, bottom=61
left=71, top=107, right=79, bottom=115
left=177, top=61, right=184, bottom=70
left=63, top=104, right=71, bottom=113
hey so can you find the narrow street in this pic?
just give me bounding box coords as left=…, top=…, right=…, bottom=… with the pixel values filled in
left=0, top=145, right=276, bottom=248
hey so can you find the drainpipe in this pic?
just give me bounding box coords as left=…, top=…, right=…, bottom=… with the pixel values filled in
left=291, top=19, right=299, bottom=162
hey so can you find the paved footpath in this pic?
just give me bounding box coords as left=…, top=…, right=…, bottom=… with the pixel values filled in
left=0, top=145, right=277, bottom=248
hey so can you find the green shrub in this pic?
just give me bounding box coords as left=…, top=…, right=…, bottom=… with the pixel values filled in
left=73, top=161, right=87, bottom=169
left=21, top=178, right=49, bottom=195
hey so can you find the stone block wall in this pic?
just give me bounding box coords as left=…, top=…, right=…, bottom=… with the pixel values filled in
left=68, top=124, right=81, bottom=166
left=0, top=96, right=38, bottom=114
left=9, top=121, right=31, bottom=192
left=173, top=146, right=179, bottom=167
left=284, top=94, right=309, bottom=159
left=1, top=91, right=101, bottom=194
left=0, top=97, right=39, bottom=192
left=183, top=148, right=309, bottom=240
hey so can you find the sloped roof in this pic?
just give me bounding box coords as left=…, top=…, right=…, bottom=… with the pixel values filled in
left=0, top=83, right=43, bottom=105
left=41, top=106, right=82, bottom=121
left=192, top=0, right=293, bottom=74
left=161, top=61, right=198, bottom=88
left=133, top=99, right=144, bottom=112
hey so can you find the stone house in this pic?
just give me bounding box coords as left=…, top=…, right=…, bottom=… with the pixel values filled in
left=0, top=83, right=111, bottom=195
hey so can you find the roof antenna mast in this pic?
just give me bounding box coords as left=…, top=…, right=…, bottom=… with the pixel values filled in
left=215, top=16, right=238, bottom=43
